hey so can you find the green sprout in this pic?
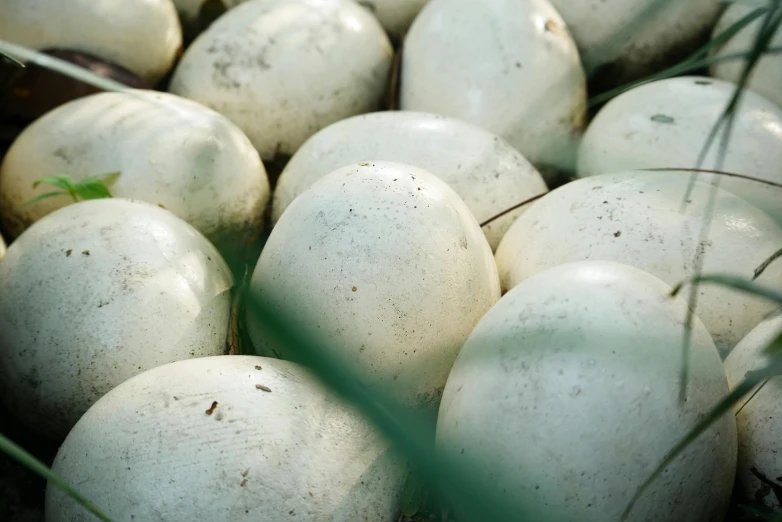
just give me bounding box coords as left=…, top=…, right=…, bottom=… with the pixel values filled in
left=23, top=172, right=120, bottom=208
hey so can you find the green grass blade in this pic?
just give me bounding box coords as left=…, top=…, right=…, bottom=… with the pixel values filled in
left=589, top=45, right=782, bottom=107
left=0, top=433, right=113, bottom=522
left=674, top=1, right=782, bottom=403
left=695, top=1, right=781, bottom=173
left=645, top=167, right=782, bottom=189
left=622, top=334, right=782, bottom=520
left=580, top=0, right=677, bottom=75
left=670, top=273, right=782, bottom=306
left=754, top=247, right=782, bottom=280
left=244, top=289, right=546, bottom=522
left=0, top=40, right=131, bottom=93
left=22, top=191, right=70, bottom=208
left=0, top=49, right=24, bottom=67
left=589, top=6, right=772, bottom=106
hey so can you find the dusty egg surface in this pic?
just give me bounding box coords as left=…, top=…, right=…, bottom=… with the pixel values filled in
left=724, top=315, right=782, bottom=513
left=495, top=170, right=782, bottom=357
left=437, top=260, right=737, bottom=522
left=710, top=2, right=782, bottom=109
left=0, top=90, right=270, bottom=258
left=169, top=0, right=393, bottom=161
left=272, top=111, right=548, bottom=250
left=250, top=161, right=500, bottom=410
left=400, top=0, right=587, bottom=178
left=548, top=0, right=722, bottom=84
left=577, top=76, right=782, bottom=225
left=0, top=0, right=182, bottom=84
left=0, top=199, right=233, bottom=439
left=46, top=356, right=407, bottom=522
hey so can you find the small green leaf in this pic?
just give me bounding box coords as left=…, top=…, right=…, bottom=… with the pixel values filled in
left=22, top=191, right=70, bottom=208
left=32, top=174, right=76, bottom=192
left=74, top=177, right=113, bottom=200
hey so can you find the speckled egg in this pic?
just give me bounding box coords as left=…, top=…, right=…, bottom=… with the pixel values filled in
left=495, top=170, right=782, bottom=357
left=0, top=0, right=182, bottom=84
left=250, top=161, right=500, bottom=409
left=0, top=199, right=233, bottom=439
left=437, top=260, right=737, bottom=522
left=710, top=3, right=782, bottom=108
left=169, top=0, right=394, bottom=161
left=0, top=90, right=269, bottom=259
left=577, top=76, right=782, bottom=225
left=724, top=315, right=782, bottom=513
left=272, top=111, right=548, bottom=250
left=46, top=356, right=407, bottom=521
left=547, top=0, right=722, bottom=85
left=400, top=0, right=587, bottom=177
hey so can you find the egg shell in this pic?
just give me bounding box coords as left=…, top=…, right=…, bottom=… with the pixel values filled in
left=437, top=260, right=737, bottom=522
left=0, top=233, right=5, bottom=259
left=400, top=0, right=587, bottom=177
left=710, top=3, right=782, bottom=109
left=495, top=170, right=782, bottom=357
left=724, top=315, right=782, bottom=513
left=250, top=161, right=500, bottom=409
left=0, top=0, right=182, bottom=84
left=548, top=0, right=722, bottom=84
left=577, top=76, right=782, bottom=225
left=272, top=111, right=548, bottom=250
left=0, top=199, right=233, bottom=439
left=46, top=355, right=407, bottom=521
left=169, top=0, right=394, bottom=161
left=0, top=90, right=270, bottom=260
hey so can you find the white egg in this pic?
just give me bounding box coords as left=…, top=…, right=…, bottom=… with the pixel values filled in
left=169, top=0, right=393, bottom=161
left=0, top=90, right=270, bottom=259
left=273, top=111, right=548, bottom=250
left=577, top=76, right=782, bottom=225
left=0, top=0, right=182, bottom=84
left=0, top=199, right=233, bottom=439
left=495, top=170, right=782, bottom=357
left=547, top=0, right=722, bottom=84
left=46, top=356, right=406, bottom=521
left=710, top=3, right=782, bottom=109
left=357, top=0, right=429, bottom=40
left=250, top=161, right=500, bottom=409
left=437, top=260, right=736, bottom=522
left=400, top=0, right=587, bottom=177
left=724, top=315, right=782, bottom=513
